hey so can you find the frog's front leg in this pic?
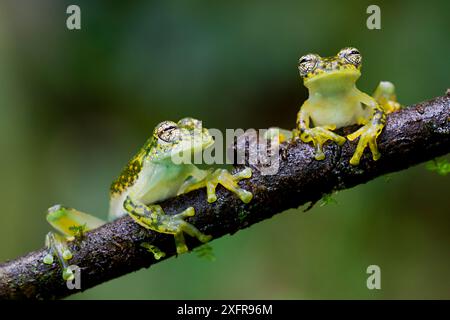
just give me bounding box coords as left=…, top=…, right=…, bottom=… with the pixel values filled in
left=294, top=107, right=346, bottom=160
left=372, top=81, right=401, bottom=113
left=180, top=167, right=253, bottom=204
left=124, top=196, right=212, bottom=255
left=347, top=94, right=386, bottom=165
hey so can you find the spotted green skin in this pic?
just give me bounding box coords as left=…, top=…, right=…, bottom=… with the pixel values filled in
left=293, top=47, right=400, bottom=165
left=108, top=117, right=216, bottom=220
left=44, top=118, right=253, bottom=278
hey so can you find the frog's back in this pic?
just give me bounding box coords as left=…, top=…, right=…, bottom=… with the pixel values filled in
left=109, top=147, right=147, bottom=220
left=108, top=151, right=188, bottom=220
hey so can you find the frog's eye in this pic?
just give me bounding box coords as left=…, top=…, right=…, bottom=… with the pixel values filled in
left=156, top=121, right=181, bottom=143
left=339, top=47, right=362, bottom=67
left=178, top=117, right=201, bottom=130
left=298, top=54, right=319, bottom=77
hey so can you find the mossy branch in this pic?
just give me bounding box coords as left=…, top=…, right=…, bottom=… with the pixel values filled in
left=0, top=93, right=449, bottom=299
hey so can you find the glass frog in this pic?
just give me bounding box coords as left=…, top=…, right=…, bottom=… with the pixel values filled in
left=44, top=117, right=253, bottom=279
left=266, top=48, right=400, bottom=165
left=293, top=47, right=400, bottom=165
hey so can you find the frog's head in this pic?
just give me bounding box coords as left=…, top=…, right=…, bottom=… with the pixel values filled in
left=298, top=47, right=362, bottom=90
left=147, top=117, right=214, bottom=162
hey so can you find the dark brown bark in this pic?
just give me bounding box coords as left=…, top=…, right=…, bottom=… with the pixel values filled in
left=0, top=93, right=449, bottom=299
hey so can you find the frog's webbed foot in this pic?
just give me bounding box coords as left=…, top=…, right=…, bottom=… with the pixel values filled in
left=124, top=196, right=212, bottom=255
left=347, top=122, right=384, bottom=165
left=300, top=127, right=346, bottom=160
left=182, top=168, right=253, bottom=204
left=372, top=81, right=401, bottom=113
left=43, top=232, right=75, bottom=280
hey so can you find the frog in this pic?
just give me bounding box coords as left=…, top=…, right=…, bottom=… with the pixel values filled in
left=44, top=117, right=253, bottom=280
left=292, top=47, right=401, bottom=165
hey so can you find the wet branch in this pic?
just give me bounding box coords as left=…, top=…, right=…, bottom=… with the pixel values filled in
left=0, top=93, right=449, bottom=299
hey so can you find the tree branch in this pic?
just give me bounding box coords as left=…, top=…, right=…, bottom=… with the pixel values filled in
left=1, top=93, right=449, bottom=299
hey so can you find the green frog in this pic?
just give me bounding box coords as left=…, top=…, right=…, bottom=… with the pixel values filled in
left=44, top=118, right=253, bottom=279
left=293, top=47, right=400, bottom=165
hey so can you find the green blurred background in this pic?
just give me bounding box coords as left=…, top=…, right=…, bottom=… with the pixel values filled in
left=0, top=0, right=449, bottom=299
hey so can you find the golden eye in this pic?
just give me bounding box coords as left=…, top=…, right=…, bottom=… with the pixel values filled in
left=339, top=47, right=362, bottom=67
left=155, top=121, right=181, bottom=143
left=298, top=54, right=319, bottom=77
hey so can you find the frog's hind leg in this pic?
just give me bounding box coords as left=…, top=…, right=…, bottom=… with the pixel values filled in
left=124, top=196, right=212, bottom=256
left=43, top=232, right=75, bottom=280
left=44, top=205, right=106, bottom=280
left=46, top=204, right=105, bottom=236
left=173, top=232, right=189, bottom=255
left=372, top=81, right=401, bottom=113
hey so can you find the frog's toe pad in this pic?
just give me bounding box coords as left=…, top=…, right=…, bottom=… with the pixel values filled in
left=62, top=249, right=73, bottom=260
left=200, top=234, right=213, bottom=243
left=176, top=243, right=189, bottom=255
left=206, top=193, right=218, bottom=203
left=349, top=156, right=361, bottom=166
left=336, top=136, right=346, bottom=146
left=314, top=152, right=326, bottom=161
left=347, top=128, right=364, bottom=141
left=154, top=252, right=165, bottom=260
left=43, top=254, right=54, bottom=265
left=234, top=167, right=252, bottom=179
left=371, top=146, right=381, bottom=161
left=237, top=189, right=253, bottom=204
left=63, top=268, right=75, bottom=281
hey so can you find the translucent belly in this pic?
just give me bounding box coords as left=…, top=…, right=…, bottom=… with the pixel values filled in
left=307, top=101, right=367, bottom=129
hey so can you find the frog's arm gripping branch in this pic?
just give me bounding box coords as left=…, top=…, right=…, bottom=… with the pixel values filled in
left=1, top=93, right=449, bottom=300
